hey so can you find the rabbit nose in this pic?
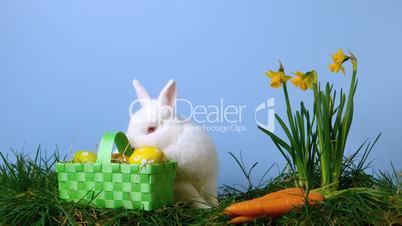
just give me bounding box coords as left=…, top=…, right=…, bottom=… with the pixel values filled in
left=147, top=127, right=156, bottom=134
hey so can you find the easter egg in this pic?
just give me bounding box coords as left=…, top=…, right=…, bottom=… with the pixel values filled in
left=128, top=146, right=166, bottom=165
left=73, top=151, right=97, bottom=163
left=111, top=153, right=129, bottom=163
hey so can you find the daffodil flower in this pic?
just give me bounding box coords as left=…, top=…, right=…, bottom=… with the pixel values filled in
left=329, top=49, right=349, bottom=75
left=291, top=71, right=317, bottom=91
left=265, top=68, right=292, bottom=88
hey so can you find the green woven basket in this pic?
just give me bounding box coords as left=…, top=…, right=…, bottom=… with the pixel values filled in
left=56, top=132, right=176, bottom=210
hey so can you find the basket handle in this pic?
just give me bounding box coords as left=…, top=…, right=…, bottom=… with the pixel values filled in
left=96, top=132, right=133, bottom=164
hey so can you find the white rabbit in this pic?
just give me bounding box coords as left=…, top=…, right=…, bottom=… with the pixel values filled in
left=126, top=79, right=219, bottom=208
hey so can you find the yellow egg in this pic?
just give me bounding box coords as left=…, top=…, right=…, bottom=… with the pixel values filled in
left=128, top=146, right=166, bottom=165
left=73, top=151, right=97, bottom=163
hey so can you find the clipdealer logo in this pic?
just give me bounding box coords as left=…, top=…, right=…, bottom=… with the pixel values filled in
left=128, top=98, right=275, bottom=133
left=254, top=98, right=275, bottom=133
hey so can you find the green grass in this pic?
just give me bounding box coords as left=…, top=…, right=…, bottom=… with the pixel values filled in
left=0, top=148, right=401, bottom=225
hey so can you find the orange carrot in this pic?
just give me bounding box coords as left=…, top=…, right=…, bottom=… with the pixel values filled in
left=259, top=192, right=325, bottom=216
left=229, top=216, right=257, bottom=224
left=224, top=188, right=325, bottom=221
left=224, top=188, right=305, bottom=217
left=261, top=187, right=304, bottom=200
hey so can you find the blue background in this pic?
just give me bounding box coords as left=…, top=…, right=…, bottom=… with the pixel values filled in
left=1, top=1, right=401, bottom=186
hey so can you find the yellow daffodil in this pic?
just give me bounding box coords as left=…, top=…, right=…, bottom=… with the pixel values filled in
left=291, top=71, right=317, bottom=91
left=329, top=49, right=349, bottom=75
left=265, top=69, right=292, bottom=88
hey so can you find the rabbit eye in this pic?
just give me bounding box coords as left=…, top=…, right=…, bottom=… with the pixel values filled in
left=147, top=127, right=156, bottom=134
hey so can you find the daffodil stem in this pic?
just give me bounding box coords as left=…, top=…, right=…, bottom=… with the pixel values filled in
left=314, top=85, right=327, bottom=187
left=283, top=83, right=310, bottom=189
left=282, top=84, right=297, bottom=186
left=335, top=56, right=358, bottom=182
left=283, top=84, right=295, bottom=132
left=315, top=53, right=358, bottom=190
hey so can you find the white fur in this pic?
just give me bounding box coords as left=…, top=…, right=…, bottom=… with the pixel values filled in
left=127, top=79, right=219, bottom=208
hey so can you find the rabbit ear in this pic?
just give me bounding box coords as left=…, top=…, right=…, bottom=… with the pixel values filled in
left=133, top=80, right=151, bottom=106
left=158, top=80, right=177, bottom=107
